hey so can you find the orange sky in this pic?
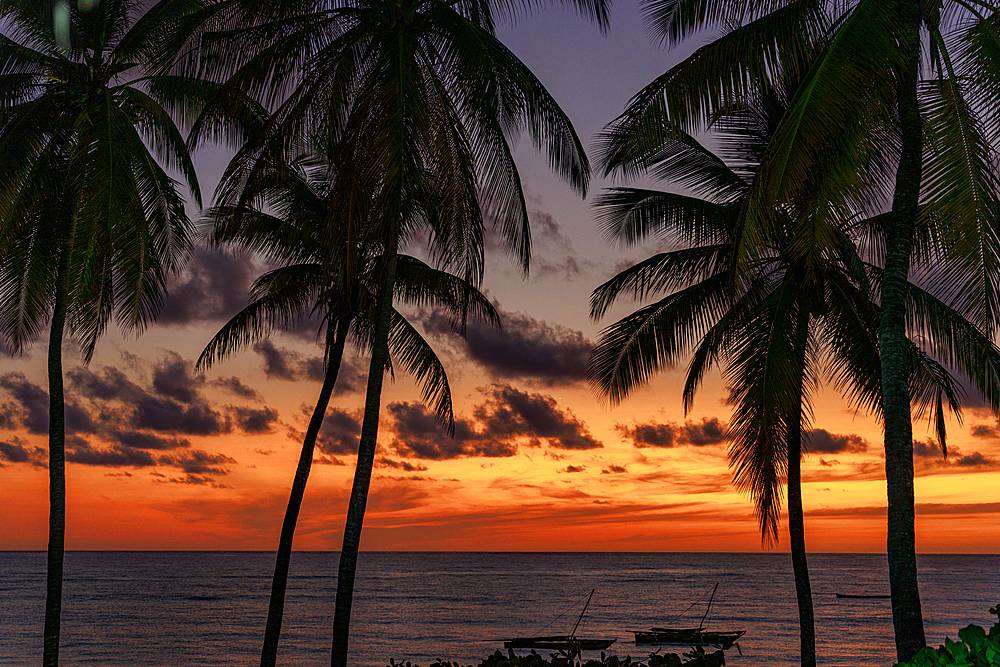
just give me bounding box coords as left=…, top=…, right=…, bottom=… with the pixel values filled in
left=2, top=7, right=1000, bottom=554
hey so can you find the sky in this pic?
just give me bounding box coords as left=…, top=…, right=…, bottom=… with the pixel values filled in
left=2, top=4, right=1000, bottom=553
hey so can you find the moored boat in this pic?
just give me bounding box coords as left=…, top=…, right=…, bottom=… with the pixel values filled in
left=633, top=584, right=746, bottom=651
left=496, top=589, right=616, bottom=655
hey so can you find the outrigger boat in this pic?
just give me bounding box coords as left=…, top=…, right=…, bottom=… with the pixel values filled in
left=633, top=584, right=746, bottom=651
left=496, top=590, right=616, bottom=654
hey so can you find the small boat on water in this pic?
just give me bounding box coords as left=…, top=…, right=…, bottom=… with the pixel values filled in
left=496, top=589, right=616, bottom=654
left=633, top=583, right=746, bottom=651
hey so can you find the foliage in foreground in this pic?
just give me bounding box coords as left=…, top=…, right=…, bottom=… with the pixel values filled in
left=895, top=606, right=1000, bottom=667
left=388, top=647, right=727, bottom=667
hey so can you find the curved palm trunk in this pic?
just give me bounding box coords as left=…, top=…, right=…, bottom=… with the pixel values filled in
left=787, top=311, right=815, bottom=667
left=44, top=219, right=76, bottom=667
left=260, top=317, right=352, bottom=667
left=331, top=242, right=399, bottom=667
left=880, top=2, right=926, bottom=660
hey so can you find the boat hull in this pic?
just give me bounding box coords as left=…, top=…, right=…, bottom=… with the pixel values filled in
left=634, top=629, right=745, bottom=649
left=504, top=636, right=616, bottom=651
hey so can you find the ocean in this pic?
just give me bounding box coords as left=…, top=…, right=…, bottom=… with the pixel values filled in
left=1, top=552, right=997, bottom=667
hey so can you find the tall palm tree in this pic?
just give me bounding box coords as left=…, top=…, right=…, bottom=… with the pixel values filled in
left=596, top=2, right=1000, bottom=659
left=0, top=1, right=204, bottom=664
left=590, top=73, right=1000, bottom=667
left=183, top=1, right=605, bottom=664
left=195, top=152, right=500, bottom=667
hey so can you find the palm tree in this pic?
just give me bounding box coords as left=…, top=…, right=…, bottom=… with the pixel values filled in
left=183, top=1, right=605, bottom=664
left=590, top=73, right=1000, bottom=667
left=595, top=2, right=1000, bottom=659
left=0, top=1, right=204, bottom=664
left=195, top=151, right=500, bottom=667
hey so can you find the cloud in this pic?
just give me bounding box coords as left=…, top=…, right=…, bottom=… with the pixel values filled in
left=377, top=457, right=429, bottom=472
left=0, top=440, right=46, bottom=467
left=158, top=248, right=255, bottom=326
left=805, top=429, right=869, bottom=454
left=0, top=372, right=96, bottom=435
left=602, top=464, right=627, bottom=474
left=314, top=408, right=362, bottom=456
left=252, top=340, right=362, bottom=391
left=386, top=385, right=601, bottom=460
left=617, top=418, right=728, bottom=449
left=230, top=406, right=279, bottom=434
left=560, top=465, right=586, bottom=473
left=212, top=376, right=263, bottom=401
left=421, top=305, right=591, bottom=386
left=162, top=449, right=237, bottom=475
left=69, top=364, right=231, bottom=436
left=475, top=385, right=603, bottom=451
left=111, top=431, right=190, bottom=451
left=387, top=402, right=518, bottom=460
left=67, top=440, right=159, bottom=468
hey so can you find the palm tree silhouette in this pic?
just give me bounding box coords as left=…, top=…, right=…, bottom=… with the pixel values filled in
left=196, top=150, right=500, bottom=667
left=0, top=1, right=205, bottom=664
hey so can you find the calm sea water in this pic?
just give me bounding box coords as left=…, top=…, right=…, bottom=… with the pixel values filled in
left=1, top=552, right=997, bottom=667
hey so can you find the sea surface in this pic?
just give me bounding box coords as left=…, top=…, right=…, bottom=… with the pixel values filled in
left=1, top=552, right=997, bottom=667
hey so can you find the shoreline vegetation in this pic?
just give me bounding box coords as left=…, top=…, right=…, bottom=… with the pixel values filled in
left=387, top=647, right=729, bottom=667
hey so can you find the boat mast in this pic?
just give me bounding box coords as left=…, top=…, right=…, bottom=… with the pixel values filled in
left=699, top=583, right=719, bottom=630
left=570, top=589, right=595, bottom=638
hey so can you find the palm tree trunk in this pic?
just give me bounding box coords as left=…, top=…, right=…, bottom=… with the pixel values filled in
left=331, top=242, right=399, bottom=667
left=260, top=317, right=352, bottom=667
left=787, top=310, right=815, bottom=667
left=43, top=218, right=76, bottom=667
left=880, top=1, right=926, bottom=660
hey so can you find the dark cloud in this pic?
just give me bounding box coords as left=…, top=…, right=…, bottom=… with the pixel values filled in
left=913, top=439, right=945, bottom=458
left=560, top=465, right=586, bottom=473
left=602, top=464, right=627, bottom=474
left=387, top=385, right=601, bottom=460
left=112, top=431, right=190, bottom=451
left=805, top=429, right=869, bottom=454
left=252, top=340, right=338, bottom=387
left=617, top=418, right=728, bottom=449
left=70, top=365, right=231, bottom=436
left=231, top=406, right=279, bottom=434
left=212, top=376, right=263, bottom=401
left=422, top=306, right=591, bottom=386
left=151, top=352, right=204, bottom=404
left=162, top=449, right=237, bottom=475
left=132, top=395, right=230, bottom=435
left=315, top=408, right=362, bottom=455
left=0, top=440, right=46, bottom=467
left=954, top=452, right=999, bottom=467
left=476, top=385, right=603, bottom=450
left=158, top=248, right=254, bottom=326
left=388, top=402, right=518, bottom=460
left=151, top=471, right=232, bottom=489
left=0, top=372, right=96, bottom=435
left=67, top=440, right=158, bottom=468
left=0, top=372, right=50, bottom=434
left=377, top=457, right=429, bottom=472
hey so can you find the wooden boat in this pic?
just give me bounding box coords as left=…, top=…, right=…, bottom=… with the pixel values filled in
left=633, top=583, right=746, bottom=651
left=836, top=593, right=891, bottom=599
left=497, top=590, right=616, bottom=654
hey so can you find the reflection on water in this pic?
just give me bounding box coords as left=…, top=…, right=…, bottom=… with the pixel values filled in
left=1, top=552, right=996, bottom=667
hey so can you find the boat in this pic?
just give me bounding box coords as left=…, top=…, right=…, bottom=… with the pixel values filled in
left=496, top=590, right=616, bottom=654
left=836, top=593, right=891, bottom=599
left=633, top=583, right=746, bottom=651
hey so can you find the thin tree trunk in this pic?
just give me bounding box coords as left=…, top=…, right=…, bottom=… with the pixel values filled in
left=331, top=242, right=399, bottom=667
left=880, top=2, right=926, bottom=660
left=260, top=317, right=352, bottom=667
left=43, top=218, right=76, bottom=667
left=787, top=309, right=815, bottom=667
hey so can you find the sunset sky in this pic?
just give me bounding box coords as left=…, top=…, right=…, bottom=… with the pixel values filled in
left=2, top=6, right=999, bottom=554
